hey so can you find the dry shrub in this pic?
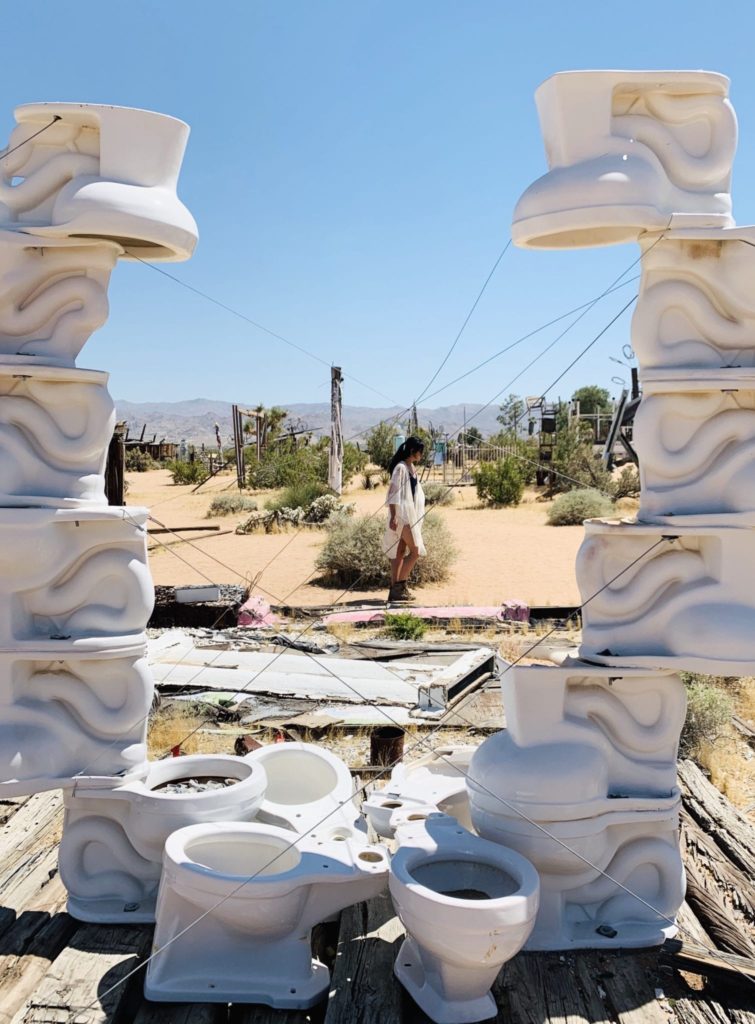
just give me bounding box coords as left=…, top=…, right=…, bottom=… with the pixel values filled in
left=316, top=511, right=456, bottom=588
left=206, top=494, right=258, bottom=517
left=148, top=705, right=221, bottom=758
left=547, top=488, right=613, bottom=526
left=679, top=673, right=734, bottom=761
left=423, top=482, right=454, bottom=507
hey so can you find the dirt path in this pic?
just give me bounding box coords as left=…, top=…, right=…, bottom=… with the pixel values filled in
left=129, top=469, right=585, bottom=607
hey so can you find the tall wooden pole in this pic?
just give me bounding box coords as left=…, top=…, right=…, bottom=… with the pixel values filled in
left=328, top=366, right=344, bottom=494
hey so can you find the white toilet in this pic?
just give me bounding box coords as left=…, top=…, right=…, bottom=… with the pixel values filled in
left=144, top=821, right=389, bottom=1007
left=512, top=70, right=736, bottom=249
left=245, top=741, right=365, bottom=842
left=364, top=745, right=476, bottom=838
left=6, top=102, right=198, bottom=262
left=59, top=753, right=267, bottom=922
left=389, top=813, right=539, bottom=1024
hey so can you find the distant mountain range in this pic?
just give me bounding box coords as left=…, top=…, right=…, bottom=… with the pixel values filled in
left=114, top=399, right=505, bottom=446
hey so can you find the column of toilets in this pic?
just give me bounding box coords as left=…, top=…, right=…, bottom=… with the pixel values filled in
left=0, top=74, right=746, bottom=1022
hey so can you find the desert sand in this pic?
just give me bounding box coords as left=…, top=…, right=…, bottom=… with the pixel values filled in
left=128, top=469, right=585, bottom=607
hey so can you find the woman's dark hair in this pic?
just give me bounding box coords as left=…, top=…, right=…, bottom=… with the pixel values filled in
left=388, top=435, right=425, bottom=473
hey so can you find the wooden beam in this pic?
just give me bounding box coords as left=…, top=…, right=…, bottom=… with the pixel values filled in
left=11, top=923, right=152, bottom=1023
left=660, top=937, right=755, bottom=984
left=324, top=893, right=405, bottom=1024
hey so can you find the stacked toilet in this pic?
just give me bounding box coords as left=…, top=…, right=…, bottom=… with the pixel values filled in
left=469, top=69, right=751, bottom=950
left=0, top=101, right=197, bottom=797
left=0, top=103, right=390, bottom=1010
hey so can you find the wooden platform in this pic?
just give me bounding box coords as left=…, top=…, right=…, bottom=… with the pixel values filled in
left=0, top=763, right=753, bottom=1024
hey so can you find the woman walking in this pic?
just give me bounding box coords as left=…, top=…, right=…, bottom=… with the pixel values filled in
left=383, top=436, right=426, bottom=603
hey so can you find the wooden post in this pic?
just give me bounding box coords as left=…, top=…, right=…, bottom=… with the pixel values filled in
left=328, top=366, right=344, bottom=494
left=232, top=404, right=245, bottom=490
left=104, top=428, right=125, bottom=506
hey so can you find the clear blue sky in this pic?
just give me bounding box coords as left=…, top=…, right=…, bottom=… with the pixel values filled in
left=6, top=1, right=755, bottom=421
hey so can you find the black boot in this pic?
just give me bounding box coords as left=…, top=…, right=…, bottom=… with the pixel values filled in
left=387, top=582, right=403, bottom=603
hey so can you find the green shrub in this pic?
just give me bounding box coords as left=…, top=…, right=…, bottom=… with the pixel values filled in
left=316, top=511, right=456, bottom=588
left=423, top=483, right=454, bottom=507
left=679, top=674, right=734, bottom=757
left=547, top=488, right=613, bottom=525
left=265, top=481, right=331, bottom=513
left=206, top=494, right=258, bottom=518
left=362, top=470, right=377, bottom=490
left=611, top=466, right=641, bottom=500
left=167, top=459, right=208, bottom=485
left=365, top=423, right=399, bottom=470
left=383, top=612, right=427, bottom=641
left=472, top=458, right=524, bottom=507
left=549, top=422, right=613, bottom=494
left=125, top=448, right=157, bottom=472
left=247, top=437, right=366, bottom=491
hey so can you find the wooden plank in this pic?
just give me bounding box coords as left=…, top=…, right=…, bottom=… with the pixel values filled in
left=681, top=809, right=755, bottom=943
left=0, top=793, right=63, bottom=887
left=324, top=893, right=405, bottom=1024
left=499, top=951, right=611, bottom=1024
left=596, top=953, right=670, bottom=1024
left=678, top=760, right=755, bottom=875
left=0, top=858, right=77, bottom=1023
left=11, top=923, right=152, bottom=1024
left=684, top=852, right=755, bottom=957
left=134, top=1002, right=229, bottom=1023
left=676, top=901, right=713, bottom=946
left=672, top=997, right=755, bottom=1024
left=660, top=938, right=755, bottom=985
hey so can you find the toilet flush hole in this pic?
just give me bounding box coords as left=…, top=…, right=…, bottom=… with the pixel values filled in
left=382, top=801, right=402, bottom=809
left=358, top=851, right=383, bottom=863
left=407, top=814, right=427, bottom=821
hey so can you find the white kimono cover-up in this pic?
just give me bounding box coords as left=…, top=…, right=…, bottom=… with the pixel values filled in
left=382, top=461, right=426, bottom=559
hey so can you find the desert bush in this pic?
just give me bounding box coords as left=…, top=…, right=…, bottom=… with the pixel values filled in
left=237, top=494, right=354, bottom=534
left=423, top=482, right=454, bottom=507
left=547, top=488, right=613, bottom=526
left=125, top=448, right=157, bottom=472
left=384, top=612, right=427, bottom=641
left=679, top=674, right=734, bottom=758
left=248, top=437, right=365, bottom=491
left=362, top=469, right=377, bottom=490
left=472, top=458, right=524, bottom=507
left=265, top=481, right=331, bottom=513
left=316, top=511, right=456, bottom=587
left=167, top=459, right=208, bottom=485
left=206, top=494, right=258, bottom=518
left=365, top=423, right=397, bottom=470
left=610, top=465, right=641, bottom=500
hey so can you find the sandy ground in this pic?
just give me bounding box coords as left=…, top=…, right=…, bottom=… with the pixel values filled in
left=128, top=469, right=586, bottom=607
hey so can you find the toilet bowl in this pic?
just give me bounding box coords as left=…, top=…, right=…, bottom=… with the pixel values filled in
left=245, top=741, right=365, bottom=842
left=144, top=821, right=389, bottom=1007
left=59, top=753, right=267, bottom=922
left=4, top=103, right=198, bottom=262
left=512, top=70, right=736, bottom=249
left=364, top=745, right=476, bottom=838
left=389, top=813, right=539, bottom=1024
